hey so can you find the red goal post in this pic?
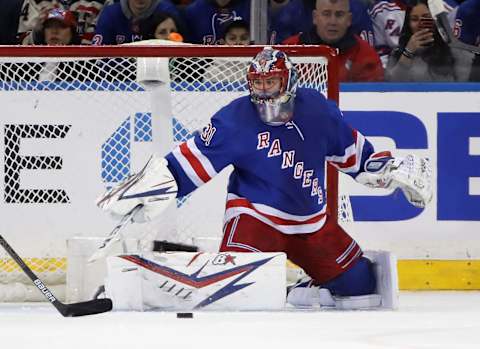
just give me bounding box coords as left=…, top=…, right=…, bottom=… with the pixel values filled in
left=0, top=44, right=339, bottom=301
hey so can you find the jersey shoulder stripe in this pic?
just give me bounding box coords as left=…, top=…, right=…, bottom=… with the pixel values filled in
left=325, top=129, right=366, bottom=173
left=172, top=138, right=217, bottom=188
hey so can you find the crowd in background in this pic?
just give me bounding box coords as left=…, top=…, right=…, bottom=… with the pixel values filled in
left=0, top=0, right=478, bottom=82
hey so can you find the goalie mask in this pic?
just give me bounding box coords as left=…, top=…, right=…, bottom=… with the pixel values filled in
left=247, top=47, right=298, bottom=126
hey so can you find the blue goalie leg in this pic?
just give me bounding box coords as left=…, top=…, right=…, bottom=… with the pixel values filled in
left=287, top=251, right=399, bottom=310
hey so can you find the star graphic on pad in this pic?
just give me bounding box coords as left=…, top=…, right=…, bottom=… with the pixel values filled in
left=224, top=254, right=236, bottom=265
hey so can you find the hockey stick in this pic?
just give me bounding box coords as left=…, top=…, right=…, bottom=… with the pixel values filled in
left=88, top=204, right=142, bottom=263
left=428, top=0, right=480, bottom=55
left=0, top=235, right=112, bottom=317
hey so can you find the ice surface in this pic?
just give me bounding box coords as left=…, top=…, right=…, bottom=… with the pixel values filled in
left=0, top=291, right=479, bottom=349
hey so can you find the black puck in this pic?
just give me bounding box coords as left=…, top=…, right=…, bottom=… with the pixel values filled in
left=176, top=312, right=193, bottom=318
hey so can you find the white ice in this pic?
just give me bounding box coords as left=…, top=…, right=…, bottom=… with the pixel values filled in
left=1, top=291, right=479, bottom=349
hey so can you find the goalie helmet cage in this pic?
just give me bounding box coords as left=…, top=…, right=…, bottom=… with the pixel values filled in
left=0, top=44, right=339, bottom=301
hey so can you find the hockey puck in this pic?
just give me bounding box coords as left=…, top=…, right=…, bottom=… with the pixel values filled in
left=176, top=312, right=193, bottom=319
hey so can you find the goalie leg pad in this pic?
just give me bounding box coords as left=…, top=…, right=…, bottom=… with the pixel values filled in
left=364, top=250, right=399, bottom=310
left=105, top=252, right=287, bottom=311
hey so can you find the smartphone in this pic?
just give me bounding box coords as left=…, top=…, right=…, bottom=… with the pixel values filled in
left=418, top=15, right=435, bottom=31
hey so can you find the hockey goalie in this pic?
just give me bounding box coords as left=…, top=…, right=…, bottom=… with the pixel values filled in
left=96, top=47, right=433, bottom=311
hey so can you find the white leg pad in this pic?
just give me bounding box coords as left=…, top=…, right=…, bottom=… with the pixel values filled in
left=364, top=250, right=399, bottom=310
left=333, top=294, right=382, bottom=310
left=105, top=251, right=287, bottom=311
left=104, top=261, right=145, bottom=311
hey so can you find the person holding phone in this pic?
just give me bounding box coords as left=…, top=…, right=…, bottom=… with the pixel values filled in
left=385, top=0, right=473, bottom=81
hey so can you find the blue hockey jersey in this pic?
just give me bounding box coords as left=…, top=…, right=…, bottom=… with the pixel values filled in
left=455, top=0, right=480, bottom=46
left=165, top=88, right=375, bottom=235
left=182, top=0, right=250, bottom=44
left=269, top=0, right=312, bottom=43
left=92, top=0, right=179, bottom=45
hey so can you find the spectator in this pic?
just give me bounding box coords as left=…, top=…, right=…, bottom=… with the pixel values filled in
left=0, top=0, right=23, bottom=44
left=223, top=16, right=250, bottom=45
left=22, top=7, right=81, bottom=45
left=14, top=8, right=96, bottom=82
left=284, top=0, right=384, bottom=82
left=182, top=0, right=250, bottom=44
left=453, top=0, right=480, bottom=81
left=38, top=8, right=81, bottom=45
left=139, top=11, right=185, bottom=41
left=303, top=0, right=375, bottom=46
left=70, top=0, right=115, bottom=45
left=203, top=17, right=250, bottom=83
left=348, top=0, right=375, bottom=45
left=18, top=1, right=59, bottom=45
left=17, top=1, right=113, bottom=45
left=368, top=0, right=458, bottom=67
left=93, top=0, right=180, bottom=45
left=269, top=0, right=312, bottom=43
left=385, top=0, right=472, bottom=81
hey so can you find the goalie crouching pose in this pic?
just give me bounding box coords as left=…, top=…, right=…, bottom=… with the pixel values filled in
left=97, top=47, right=432, bottom=310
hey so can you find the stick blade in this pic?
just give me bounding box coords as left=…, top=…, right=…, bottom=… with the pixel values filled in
left=59, top=298, right=113, bottom=317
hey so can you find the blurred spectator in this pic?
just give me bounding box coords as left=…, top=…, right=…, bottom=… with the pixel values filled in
left=93, top=0, right=180, bottom=44
left=17, top=0, right=59, bottom=44
left=269, top=0, right=312, bottom=43
left=369, top=0, right=458, bottom=67
left=223, top=16, right=250, bottom=45
left=139, top=11, right=185, bottom=40
left=454, top=0, right=480, bottom=45
left=348, top=0, right=375, bottom=45
left=18, top=1, right=113, bottom=45
left=22, top=6, right=81, bottom=45
left=183, top=0, right=250, bottom=44
left=385, top=0, right=472, bottom=81
left=10, top=8, right=96, bottom=82
left=0, top=0, right=23, bottom=44
left=303, top=0, right=375, bottom=46
left=453, top=0, right=479, bottom=80
left=38, top=7, right=81, bottom=45
left=284, top=0, right=384, bottom=82
left=203, top=16, right=250, bottom=82
left=70, top=0, right=115, bottom=44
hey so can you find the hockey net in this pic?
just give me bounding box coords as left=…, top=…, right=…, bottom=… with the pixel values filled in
left=0, top=43, right=339, bottom=301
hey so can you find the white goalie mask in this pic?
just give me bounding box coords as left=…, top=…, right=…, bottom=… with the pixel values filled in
left=247, top=47, right=298, bottom=126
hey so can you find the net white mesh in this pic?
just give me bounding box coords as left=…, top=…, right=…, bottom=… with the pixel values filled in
left=0, top=45, right=335, bottom=301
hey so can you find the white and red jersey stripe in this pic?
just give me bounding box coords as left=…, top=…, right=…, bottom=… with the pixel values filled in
left=171, top=137, right=218, bottom=188
left=224, top=193, right=328, bottom=235
left=326, top=129, right=366, bottom=174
